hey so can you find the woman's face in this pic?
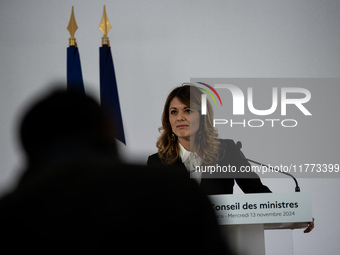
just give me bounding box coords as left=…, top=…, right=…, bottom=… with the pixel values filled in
left=169, top=97, right=200, bottom=144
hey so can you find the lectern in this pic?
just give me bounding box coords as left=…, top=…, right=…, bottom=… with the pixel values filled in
left=209, top=193, right=312, bottom=255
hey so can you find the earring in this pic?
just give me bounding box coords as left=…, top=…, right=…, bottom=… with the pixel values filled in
left=197, top=130, right=203, bottom=142
left=171, top=133, right=176, bottom=142
left=171, top=133, right=177, bottom=151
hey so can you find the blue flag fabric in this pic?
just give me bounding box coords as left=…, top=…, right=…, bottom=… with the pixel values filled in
left=99, top=45, right=126, bottom=145
left=67, top=46, right=85, bottom=93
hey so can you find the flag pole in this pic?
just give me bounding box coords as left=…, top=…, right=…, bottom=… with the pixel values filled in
left=99, top=5, right=112, bottom=47
left=67, top=6, right=78, bottom=47
left=66, top=6, right=85, bottom=93
left=99, top=5, right=126, bottom=145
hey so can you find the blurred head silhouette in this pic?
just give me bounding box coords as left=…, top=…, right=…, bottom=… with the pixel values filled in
left=19, top=87, right=117, bottom=167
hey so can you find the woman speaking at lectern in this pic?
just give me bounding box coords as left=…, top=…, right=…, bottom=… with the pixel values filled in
left=147, top=84, right=271, bottom=195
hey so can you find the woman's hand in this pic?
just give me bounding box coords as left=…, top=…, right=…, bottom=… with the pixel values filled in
left=304, top=218, right=315, bottom=233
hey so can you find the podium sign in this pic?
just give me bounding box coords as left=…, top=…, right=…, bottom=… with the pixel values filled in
left=209, top=192, right=312, bottom=229
left=209, top=193, right=312, bottom=254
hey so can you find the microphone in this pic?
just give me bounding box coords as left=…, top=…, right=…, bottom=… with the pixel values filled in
left=236, top=141, right=300, bottom=192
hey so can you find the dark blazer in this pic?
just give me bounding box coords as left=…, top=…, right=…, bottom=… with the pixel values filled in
left=147, top=139, right=271, bottom=195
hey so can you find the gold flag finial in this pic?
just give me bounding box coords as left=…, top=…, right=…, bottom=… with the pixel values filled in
left=67, top=6, right=78, bottom=47
left=99, top=5, right=112, bottom=46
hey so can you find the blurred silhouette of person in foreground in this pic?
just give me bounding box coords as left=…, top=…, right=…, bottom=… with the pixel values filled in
left=0, top=88, right=231, bottom=254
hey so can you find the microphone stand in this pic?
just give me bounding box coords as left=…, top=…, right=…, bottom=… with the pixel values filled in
left=236, top=141, right=301, bottom=192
